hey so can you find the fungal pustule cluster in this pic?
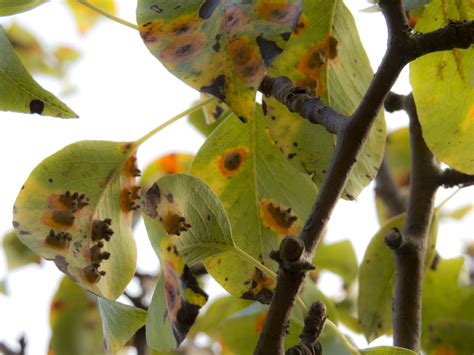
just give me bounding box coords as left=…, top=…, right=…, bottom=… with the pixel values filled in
left=44, top=190, right=114, bottom=284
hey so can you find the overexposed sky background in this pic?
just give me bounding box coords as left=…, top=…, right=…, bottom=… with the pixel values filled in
left=0, top=1, right=472, bottom=353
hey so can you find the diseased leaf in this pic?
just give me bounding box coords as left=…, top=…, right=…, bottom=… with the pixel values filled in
left=410, top=0, right=474, bottom=174
left=137, top=0, right=303, bottom=121
left=0, top=0, right=47, bottom=16
left=98, top=297, right=147, bottom=354
left=360, top=346, right=417, bottom=355
left=0, top=27, right=77, bottom=118
left=190, top=110, right=317, bottom=303
left=312, top=240, right=358, bottom=286
left=358, top=212, right=439, bottom=342
left=263, top=0, right=385, bottom=199
left=13, top=140, right=139, bottom=299
left=188, top=98, right=226, bottom=137
left=142, top=175, right=216, bottom=351
left=49, top=277, right=104, bottom=355
left=2, top=230, right=41, bottom=270
left=422, top=258, right=474, bottom=354
left=66, top=0, right=117, bottom=34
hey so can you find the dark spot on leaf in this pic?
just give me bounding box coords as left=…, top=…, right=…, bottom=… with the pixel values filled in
left=327, top=36, right=338, bottom=60
left=91, top=218, right=113, bottom=242
left=45, top=229, right=72, bottom=249
left=52, top=210, right=75, bottom=226
left=224, top=152, right=242, bottom=171
left=212, top=105, right=224, bottom=119
left=150, top=4, right=163, bottom=13
left=12, top=221, right=19, bottom=227
left=29, top=99, right=44, bottom=115
left=256, top=35, right=283, bottom=67
left=53, top=255, right=76, bottom=281
left=238, top=116, right=247, bottom=123
left=288, top=153, right=296, bottom=159
left=19, top=230, right=30, bottom=235
left=262, top=100, right=267, bottom=115
left=219, top=148, right=248, bottom=177
left=83, top=263, right=105, bottom=283
left=280, top=32, right=291, bottom=41
left=200, top=75, right=226, bottom=101
left=90, top=241, right=110, bottom=264
left=59, top=191, right=89, bottom=212
left=267, top=203, right=297, bottom=229
left=164, top=213, right=191, bottom=236
left=142, top=183, right=161, bottom=218
left=48, top=178, right=53, bottom=183
left=199, top=0, right=220, bottom=19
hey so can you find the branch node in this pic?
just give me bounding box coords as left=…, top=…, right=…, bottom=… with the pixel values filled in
left=385, top=228, right=404, bottom=250
left=286, top=301, right=326, bottom=355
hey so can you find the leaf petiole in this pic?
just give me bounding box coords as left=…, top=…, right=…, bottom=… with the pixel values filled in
left=325, top=319, right=361, bottom=355
left=136, top=96, right=216, bottom=146
left=74, top=0, right=138, bottom=30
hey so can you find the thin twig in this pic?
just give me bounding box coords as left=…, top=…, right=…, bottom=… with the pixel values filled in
left=259, top=76, right=347, bottom=135
left=375, top=157, right=407, bottom=216
left=439, top=169, right=474, bottom=188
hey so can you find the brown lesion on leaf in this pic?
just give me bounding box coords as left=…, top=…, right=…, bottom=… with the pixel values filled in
left=295, top=35, right=339, bottom=96
left=83, top=263, right=106, bottom=284
left=139, top=20, right=164, bottom=44
left=45, top=229, right=72, bottom=250
left=163, top=212, right=191, bottom=236
left=160, top=33, right=206, bottom=64
left=224, top=6, right=251, bottom=38
left=218, top=147, right=249, bottom=177
left=260, top=199, right=298, bottom=236
left=52, top=255, right=77, bottom=282
left=121, top=186, right=141, bottom=212
left=256, top=2, right=300, bottom=25
left=91, top=218, right=113, bottom=242
left=229, top=37, right=265, bottom=85
left=125, top=155, right=141, bottom=178
left=241, top=268, right=275, bottom=304
left=292, top=14, right=309, bottom=36
left=89, top=241, right=111, bottom=264
left=43, top=191, right=90, bottom=229
left=451, top=48, right=467, bottom=84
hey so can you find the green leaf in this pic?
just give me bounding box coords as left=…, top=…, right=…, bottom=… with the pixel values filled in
left=410, top=0, right=474, bottom=174
left=0, top=279, right=7, bottom=294
left=190, top=110, right=317, bottom=302
left=263, top=0, right=386, bottom=199
left=137, top=0, right=302, bottom=121
left=49, top=277, right=104, bottom=355
left=187, top=98, right=228, bottom=137
left=440, top=204, right=473, bottom=221
left=0, top=0, right=47, bottom=16
left=98, top=297, right=147, bottom=354
left=358, top=212, right=439, bottom=342
left=360, top=346, right=417, bottom=355
left=312, top=240, right=358, bottom=285
left=2, top=230, right=41, bottom=270
left=422, top=258, right=474, bottom=354
left=13, top=140, right=138, bottom=299
left=375, top=127, right=410, bottom=224
left=0, top=27, right=77, bottom=118
left=66, top=0, right=117, bottom=34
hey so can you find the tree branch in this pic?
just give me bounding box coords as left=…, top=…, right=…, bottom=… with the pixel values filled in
left=439, top=169, right=474, bottom=188
left=259, top=76, right=346, bottom=135
left=254, top=1, right=474, bottom=353
left=387, top=94, right=441, bottom=350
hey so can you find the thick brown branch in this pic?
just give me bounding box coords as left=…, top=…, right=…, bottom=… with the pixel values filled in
left=439, top=169, right=474, bottom=188
left=391, top=94, right=441, bottom=350
left=259, top=76, right=347, bottom=135
left=254, top=1, right=472, bottom=353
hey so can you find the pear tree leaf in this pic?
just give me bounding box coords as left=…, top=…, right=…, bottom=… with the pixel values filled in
left=312, top=240, right=358, bottom=286
left=137, top=0, right=303, bottom=121
left=66, top=0, right=117, bottom=34
left=49, top=277, right=104, bottom=355
left=421, top=258, right=474, bottom=354
left=360, top=346, right=417, bottom=355
left=358, top=212, right=439, bottom=342
left=190, top=110, right=317, bottom=303
left=410, top=0, right=474, bottom=174
left=263, top=0, right=386, bottom=199
left=98, top=297, right=147, bottom=354
left=2, top=230, right=41, bottom=270
left=187, top=98, right=226, bottom=137
left=0, top=27, right=77, bottom=118
left=13, top=140, right=139, bottom=299
left=0, top=0, right=47, bottom=16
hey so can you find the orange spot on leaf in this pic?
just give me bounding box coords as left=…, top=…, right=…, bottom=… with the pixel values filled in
left=158, top=153, right=180, bottom=174
left=256, top=2, right=299, bottom=24
left=260, top=199, right=298, bottom=236
left=229, top=37, right=265, bottom=85
left=218, top=147, right=248, bottom=177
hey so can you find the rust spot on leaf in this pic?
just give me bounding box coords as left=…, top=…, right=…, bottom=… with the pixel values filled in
left=91, top=218, right=113, bottom=242
left=260, top=199, right=298, bottom=236
left=83, top=263, right=106, bottom=283
left=218, top=147, right=248, bottom=177
left=224, top=6, right=250, bottom=37
left=241, top=268, right=274, bottom=304
left=164, top=212, right=191, bottom=236
left=229, top=37, right=265, bottom=85
left=125, top=155, right=141, bottom=178
left=292, top=14, right=309, bottom=36
left=45, top=229, right=72, bottom=250
left=160, top=34, right=205, bottom=63
left=121, top=186, right=141, bottom=211
left=256, top=3, right=299, bottom=25
left=158, top=153, right=180, bottom=174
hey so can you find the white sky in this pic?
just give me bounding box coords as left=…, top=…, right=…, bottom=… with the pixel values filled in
left=0, top=1, right=472, bottom=353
